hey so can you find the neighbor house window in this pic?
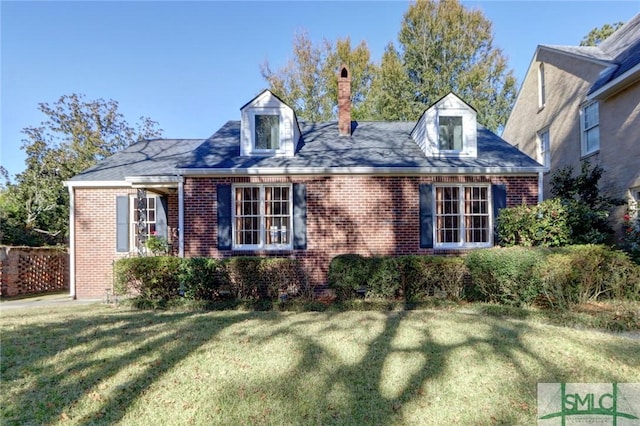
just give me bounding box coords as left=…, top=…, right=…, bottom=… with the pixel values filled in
left=630, top=188, right=640, bottom=219
left=537, top=128, right=550, bottom=169
left=538, top=62, right=546, bottom=109
left=581, top=102, right=599, bottom=155
left=254, top=114, right=280, bottom=150
left=435, top=185, right=491, bottom=247
left=438, top=116, right=463, bottom=151
left=130, top=195, right=157, bottom=252
left=233, top=184, right=292, bottom=249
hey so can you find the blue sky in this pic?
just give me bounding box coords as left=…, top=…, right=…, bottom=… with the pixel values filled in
left=1, top=1, right=638, bottom=179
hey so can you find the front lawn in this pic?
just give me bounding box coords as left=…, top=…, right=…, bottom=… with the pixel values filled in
left=1, top=303, right=639, bottom=425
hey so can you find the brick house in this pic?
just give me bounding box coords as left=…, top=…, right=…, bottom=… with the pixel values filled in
left=65, top=67, right=543, bottom=299
left=502, top=14, right=640, bottom=235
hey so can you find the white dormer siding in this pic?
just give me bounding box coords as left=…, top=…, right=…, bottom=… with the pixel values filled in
left=240, top=90, right=300, bottom=157
left=411, top=93, right=478, bottom=158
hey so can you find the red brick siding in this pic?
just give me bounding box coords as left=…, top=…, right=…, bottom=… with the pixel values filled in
left=72, top=188, right=178, bottom=299
left=72, top=175, right=537, bottom=298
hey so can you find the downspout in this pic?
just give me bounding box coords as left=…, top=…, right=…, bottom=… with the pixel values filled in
left=67, top=185, right=76, bottom=299
left=178, top=175, right=184, bottom=257
left=538, top=171, right=544, bottom=204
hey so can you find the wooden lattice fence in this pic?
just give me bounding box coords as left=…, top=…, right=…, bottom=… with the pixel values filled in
left=0, top=246, right=69, bottom=298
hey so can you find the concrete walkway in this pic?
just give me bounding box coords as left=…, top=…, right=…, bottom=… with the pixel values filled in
left=0, top=293, right=101, bottom=311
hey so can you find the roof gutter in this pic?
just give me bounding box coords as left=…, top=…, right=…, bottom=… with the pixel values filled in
left=588, top=62, right=640, bottom=100
left=176, top=166, right=545, bottom=176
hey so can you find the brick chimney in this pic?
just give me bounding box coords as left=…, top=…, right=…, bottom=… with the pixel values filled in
left=338, top=65, right=351, bottom=136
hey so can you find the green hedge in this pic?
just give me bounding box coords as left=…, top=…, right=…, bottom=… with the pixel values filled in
left=328, top=247, right=640, bottom=308
left=114, top=256, right=308, bottom=307
left=328, top=254, right=468, bottom=301
left=114, top=256, right=183, bottom=307
left=466, top=247, right=546, bottom=307
left=539, top=245, right=640, bottom=308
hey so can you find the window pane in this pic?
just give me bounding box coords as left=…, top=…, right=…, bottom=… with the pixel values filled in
left=586, top=127, right=599, bottom=152
left=264, top=186, right=290, bottom=245
left=463, top=187, right=489, bottom=244
left=235, top=187, right=261, bottom=246
left=439, top=116, right=463, bottom=150
left=583, top=103, right=598, bottom=129
left=255, top=115, right=280, bottom=150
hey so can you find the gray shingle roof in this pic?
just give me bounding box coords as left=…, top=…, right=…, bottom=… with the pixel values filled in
left=540, top=45, right=613, bottom=61
left=69, top=120, right=541, bottom=182
left=537, top=14, right=639, bottom=96
left=590, top=13, right=640, bottom=94
left=179, top=120, right=541, bottom=171
left=68, top=139, right=204, bottom=181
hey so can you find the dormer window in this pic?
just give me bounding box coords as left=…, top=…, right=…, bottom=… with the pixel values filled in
left=240, top=90, right=300, bottom=157
left=411, top=93, right=478, bottom=158
left=255, top=114, right=280, bottom=150
left=438, top=116, right=463, bottom=151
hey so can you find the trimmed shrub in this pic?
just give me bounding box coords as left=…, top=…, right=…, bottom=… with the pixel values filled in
left=225, top=257, right=308, bottom=300
left=466, top=247, right=546, bottom=307
left=540, top=245, right=640, bottom=308
left=328, top=254, right=467, bottom=301
left=114, top=256, right=182, bottom=306
left=400, top=256, right=467, bottom=301
left=327, top=254, right=371, bottom=300
left=178, top=257, right=229, bottom=300
left=497, top=198, right=570, bottom=247
left=367, top=257, right=402, bottom=299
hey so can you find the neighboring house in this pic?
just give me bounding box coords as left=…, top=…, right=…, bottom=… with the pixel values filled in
left=65, top=67, right=543, bottom=299
left=503, top=13, right=640, bottom=236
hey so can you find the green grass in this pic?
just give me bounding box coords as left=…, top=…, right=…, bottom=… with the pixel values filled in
left=1, top=303, right=639, bottom=425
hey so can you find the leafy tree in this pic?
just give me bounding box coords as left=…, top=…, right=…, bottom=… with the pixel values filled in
left=398, top=0, right=517, bottom=131
left=580, top=22, right=624, bottom=46
left=260, top=31, right=375, bottom=121
left=1, top=94, right=162, bottom=246
left=261, top=1, right=517, bottom=131
left=550, top=161, right=625, bottom=244
left=366, top=43, right=417, bottom=121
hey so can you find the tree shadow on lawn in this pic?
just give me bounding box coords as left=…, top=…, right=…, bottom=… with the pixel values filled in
left=0, top=307, right=284, bottom=425
left=2, top=307, right=639, bottom=425
left=214, top=310, right=640, bottom=425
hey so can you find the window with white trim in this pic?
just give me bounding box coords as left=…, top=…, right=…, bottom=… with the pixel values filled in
left=233, top=184, right=292, bottom=249
left=254, top=114, right=280, bottom=151
left=537, top=128, right=550, bottom=169
left=130, top=195, right=157, bottom=252
left=434, top=185, right=491, bottom=247
left=438, top=116, right=463, bottom=151
left=538, top=62, right=546, bottom=109
left=630, top=187, right=640, bottom=219
left=581, top=102, right=599, bottom=156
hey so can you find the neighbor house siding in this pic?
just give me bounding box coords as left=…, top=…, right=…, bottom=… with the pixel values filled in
left=503, top=50, right=606, bottom=199
left=598, top=81, right=640, bottom=227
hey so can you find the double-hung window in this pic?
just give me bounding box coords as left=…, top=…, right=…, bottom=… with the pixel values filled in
left=581, top=102, right=599, bottom=156
left=438, top=116, right=463, bottom=151
left=537, top=128, right=550, bottom=170
left=434, top=185, right=491, bottom=247
left=254, top=114, right=280, bottom=151
left=130, top=195, right=157, bottom=252
left=233, top=184, right=292, bottom=249
left=538, top=62, right=546, bottom=109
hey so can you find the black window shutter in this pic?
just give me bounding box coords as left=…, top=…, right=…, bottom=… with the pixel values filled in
left=419, top=184, right=434, bottom=248
left=293, top=183, right=307, bottom=249
left=492, top=184, right=507, bottom=244
left=156, top=196, right=168, bottom=239
left=217, top=184, right=232, bottom=250
left=116, top=196, right=130, bottom=252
